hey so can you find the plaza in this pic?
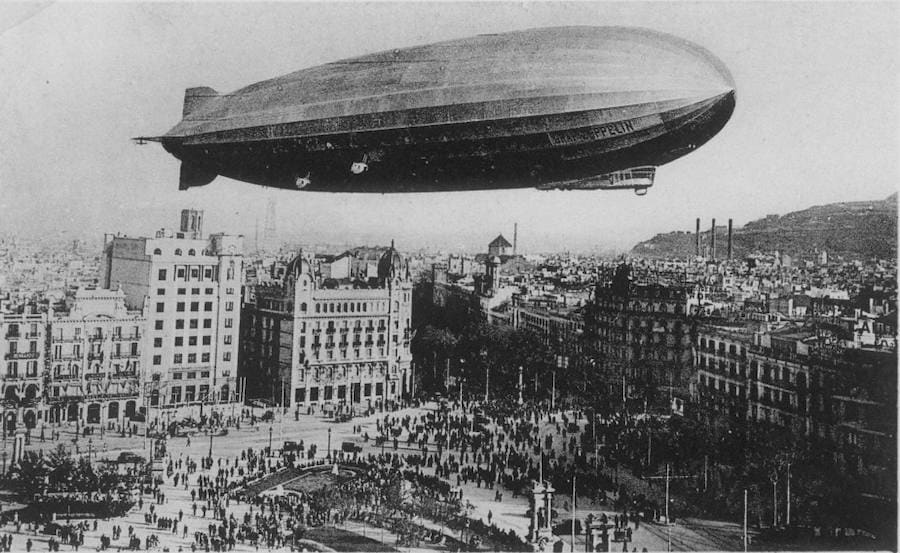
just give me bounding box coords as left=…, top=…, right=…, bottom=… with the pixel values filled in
left=0, top=400, right=749, bottom=552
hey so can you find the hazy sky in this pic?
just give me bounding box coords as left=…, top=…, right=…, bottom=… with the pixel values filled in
left=1, top=2, right=897, bottom=253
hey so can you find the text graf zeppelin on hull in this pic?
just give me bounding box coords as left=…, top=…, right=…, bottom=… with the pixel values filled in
left=139, top=26, right=736, bottom=194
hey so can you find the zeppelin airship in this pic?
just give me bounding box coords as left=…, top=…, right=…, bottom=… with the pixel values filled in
left=140, top=26, right=735, bottom=194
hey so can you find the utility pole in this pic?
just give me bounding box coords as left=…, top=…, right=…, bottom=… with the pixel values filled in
left=665, top=463, right=671, bottom=552
left=551, top=370, right=556, bottom=410
left=703, top=455, right=708, bottom=491
left=571, top=474, right=576, bottom=552
left=772, top=478, right=778, bottom=527
left=743, top=489, right=748, bottom=552
left=485, top=363, right=489, bottom=403
left=786, top=463, right=791, bottom=526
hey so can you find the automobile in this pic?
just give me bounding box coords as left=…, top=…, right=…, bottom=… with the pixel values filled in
left=260, top=410, right=275, bottom=422
left=283, top=441, right=300, bottom=452
left=117, top=451, right=146, bottom=465
left=342, top=441, right=362, bottom=454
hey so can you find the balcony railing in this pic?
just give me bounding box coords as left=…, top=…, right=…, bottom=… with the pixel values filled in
left=85, top=372, right=105, bottom=380
left=111, top=352, right=140, bottom=359
left=112, top=333, right=141, bottom=342
left=51, top=373, right=80, bottom=381
left=88, top=334, right=105, bottom=342
left=5, top=351, right=40, bottom=360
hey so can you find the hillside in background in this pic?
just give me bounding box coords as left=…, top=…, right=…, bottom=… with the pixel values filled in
left=631, top=194, right=897, bottom=260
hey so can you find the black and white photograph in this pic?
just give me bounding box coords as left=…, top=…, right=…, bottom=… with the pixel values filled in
left=0, top=2, right=896, bottom=551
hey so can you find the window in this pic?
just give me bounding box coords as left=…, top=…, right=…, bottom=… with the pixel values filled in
left=223, top=351, right=231, bottom=361
left=171, top=387, right=181, bottom=403
left=158, top=269, right=167, bottom=281
left=190, top=302, right=199, bottom=312
left=7, top=362, right=17, bottom=377
left=176, top=302, right=185, bottom=312
left=189, top=319, right=198, bottom=329
left=202, top=336, right=211, bottom=346
left=201, top=352, right=210, bottom=362
left=175, top=320, right=185, bottom=330
left=224, top=318, right=233, bottom=328
left=153, top=338, right=162, bottom=348
left=187, top=372, right=196, bottom=380
left=153, top=248, right=162, bottom=255
left=315, top=304, right=321, bottom=313
left=177, top=267, right=186, bottom=279
left=155, top=320, right=164, bottom=330
left=175, top=337, right=183, bottom=346
left=177, top=288, right=186, bottom=295
left=174, top=248, right=182, bottom=256
left=188, top=336, right=197, bottom=346
left=205, top=288, right=214, bottom=295
left=226, top=287, right=234, bottom=295
left=225, top=301, right=234, bottom=311
left=191, top=268, right=200, bottom=280
left=204, top=302, right=213, bottom=312
left=188, top=249, right=196, bottom=256
left=156, top=303, right=164, bottom=313
left=153, top=355, right=161, bottom=366
left=187, top=353, right=196, bottom=363
left=174, top=354, right=183, bottom=364
left=300, top=303, right=307, bottom=312
left=224, top=335, right=232, bottom=345
left=203, top=319, right=212, bottom=329
left=157, top=288, right=165, bottom=296
left=204, top=268, right=213, bottom=279
left=173, top=372, right=182, bottom=380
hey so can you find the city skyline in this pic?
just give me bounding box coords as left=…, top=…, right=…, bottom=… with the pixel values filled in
left=1, top=2, right=897, bottom=252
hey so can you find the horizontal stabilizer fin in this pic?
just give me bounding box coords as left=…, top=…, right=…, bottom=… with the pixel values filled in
left=182, top=86, right=219, bottom=118
left=179, top=162, right=217, bottom=190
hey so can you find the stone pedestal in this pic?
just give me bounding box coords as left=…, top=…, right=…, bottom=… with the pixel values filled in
left=587, top=522, right=612, bottom=552
left=529, top=480, right=556, bottom=544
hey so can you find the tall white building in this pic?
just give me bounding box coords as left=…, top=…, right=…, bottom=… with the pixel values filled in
left=0, top=311, right=47, bottom=434
left=101, top=210, right=242, bottom=418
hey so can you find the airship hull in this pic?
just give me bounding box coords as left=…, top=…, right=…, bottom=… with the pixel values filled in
left=156, top=26, right=736, bottom=192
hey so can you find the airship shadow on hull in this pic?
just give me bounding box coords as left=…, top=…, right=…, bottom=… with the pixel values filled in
left=144, top=26, right=736, bottom=194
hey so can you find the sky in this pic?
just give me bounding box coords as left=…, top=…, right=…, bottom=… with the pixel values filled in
left=0, top=2, right=897, bottom=253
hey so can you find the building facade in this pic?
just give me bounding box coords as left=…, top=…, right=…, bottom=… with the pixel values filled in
left=46, top=287, right=144, bottom=427
left=241, top=246, right=413, bottom=410
left=1, top=311, right=47, bottom=434
left=586, top=264, right=700, bottom=411
left=101, top=210, right=242, bottom=416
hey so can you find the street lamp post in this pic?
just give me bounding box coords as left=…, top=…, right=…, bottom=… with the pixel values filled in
left=208, top=432, right=214, bottom=458
left=268, top=425, right=273, bottom=453
left=327, top=428, right=332, bottom=461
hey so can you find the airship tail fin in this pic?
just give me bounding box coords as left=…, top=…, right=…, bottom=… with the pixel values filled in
left=182, top=86, right=219, bottom=118
left=179, top=162, right=217, bottom=190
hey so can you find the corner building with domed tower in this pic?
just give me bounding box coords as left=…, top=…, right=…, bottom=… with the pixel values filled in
left=240, top=245, right=413, bottom=411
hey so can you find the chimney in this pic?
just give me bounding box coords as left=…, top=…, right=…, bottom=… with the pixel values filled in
left=727, top=219, right=733, bottom=259
left=710, top=218, right=717, bottom=260
left=513, top=222, right=518, bottom=256
left=695, top=218, right=701, bottom=256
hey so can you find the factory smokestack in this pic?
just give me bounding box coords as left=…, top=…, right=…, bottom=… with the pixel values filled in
left=710, top=218, right=717, bottom=260
left=513, top=222, right=518, bottom=256
left=695, top=218, right=701, bottom=256
left=727, top=219, right=733, bottom=259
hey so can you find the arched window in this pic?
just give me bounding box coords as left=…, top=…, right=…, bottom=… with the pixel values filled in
left=315, top=304, right=321, bottom=313
left=174, top=248, right=182, bottom=256
left=300, top=303, right=307, bottom=312
left=153, top=248, right=162, bottom=255
left=188, top=249, right=196, bottom=256
left=227, top=261, right=235, bottom=280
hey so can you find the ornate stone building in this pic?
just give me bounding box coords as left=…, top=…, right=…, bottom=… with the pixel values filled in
left=241, top=245, right=413, bottom=410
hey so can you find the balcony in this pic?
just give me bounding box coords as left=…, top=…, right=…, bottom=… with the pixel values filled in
left=110, top=372, right=138, bottom=380
left=51, top=373, right=80, bottom=381
left=5, top=351, right=40, bottom=360
left=85, top=372, right=105, bottom=380
left=111, top=352, right=140, bottom=360
left=88, top=334, right=105, bottom=342
left=112, top=333, right=141, bottom=342
left=55, top=353, right=82, bottom=361
left=87, top=352, right=104, bottom=361
left=25, top=332, right=42, bottom=339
